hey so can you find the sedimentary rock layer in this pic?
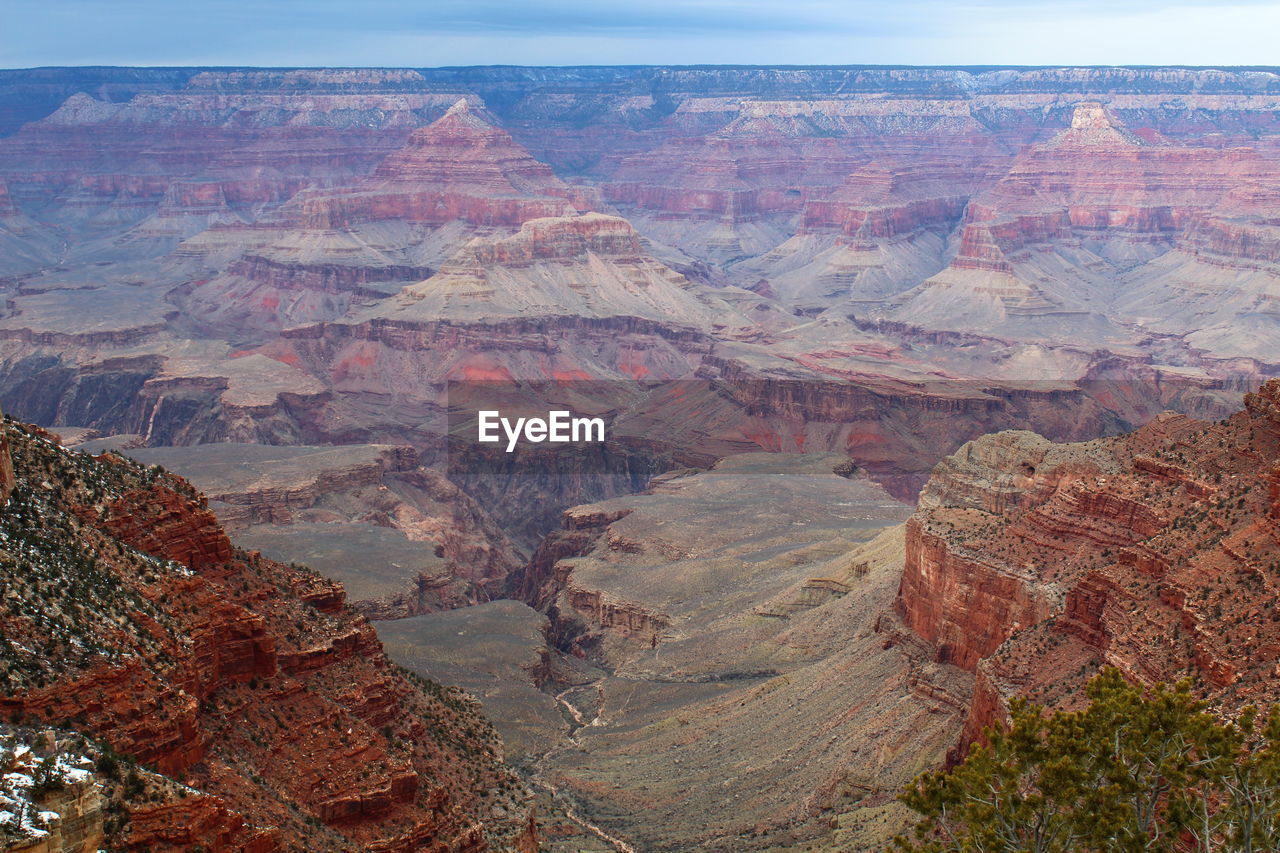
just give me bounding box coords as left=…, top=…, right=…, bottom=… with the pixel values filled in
left=896, top=379, right=1280, bottom=755
left=0, top=418, right=536, bottom=851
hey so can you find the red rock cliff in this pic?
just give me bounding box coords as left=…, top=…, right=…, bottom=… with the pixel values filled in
left=896, top=381, right=1280, bottom=754
left=0, top=420, right=537, bottom=852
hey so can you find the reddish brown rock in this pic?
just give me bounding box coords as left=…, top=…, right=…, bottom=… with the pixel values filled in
left=896, top=516, right=1050, bottom=671
left=123, top=793, right=282, bottom=853
left=961, top=103, right=1271, bottom=248
left=2, top=661, right=206, bottom=776
left=97, top=481, right=235, bottom=569
left=0, top=419, right=14, bottom=505
left=898, top=380, right=1280, bottom=756
left=0, top=421, right=536, bottom=852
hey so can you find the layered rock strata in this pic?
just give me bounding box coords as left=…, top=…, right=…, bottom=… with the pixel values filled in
left=0, top=418, right=537, bottom=851
left=896, top=379, right=1280, bottom=755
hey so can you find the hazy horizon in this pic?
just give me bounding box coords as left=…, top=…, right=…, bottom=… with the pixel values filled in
left=5, top=1, right=1279, bottom=69
left=8, top=62, right=1280, bottom=71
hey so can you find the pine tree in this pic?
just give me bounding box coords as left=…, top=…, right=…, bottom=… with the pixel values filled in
left=894, top=668, right=1280, bottom=852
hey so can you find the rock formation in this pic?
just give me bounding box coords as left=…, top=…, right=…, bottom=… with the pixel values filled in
left=1, top=69, right=1273, bottom=488
left=896, top=378, right=1280, bottom=757
left=0, top=417, right=537, bottom=851
left=885, top=102, right=1280, bottom=353
left=125, top=442, right=524, bottom=614
left=303, top=99, right=589, bottom=230
left=6, top=60, right=1280, bottom=853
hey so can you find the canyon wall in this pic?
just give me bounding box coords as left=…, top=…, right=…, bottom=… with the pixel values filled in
left=2, top=67, right=1274, bottom=515
left=0, top=418, right=537, bottom=851
left=895, top=379, right=1280, bottom=756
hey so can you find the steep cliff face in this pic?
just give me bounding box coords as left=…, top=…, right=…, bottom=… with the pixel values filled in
left=0, top=414, right=14, bottom=504
left=599, top=125, right=860, bottom=265
left=0, top=418, right=537, bottom=851
left=369, top=212, right=767, bottom=334
left=599, top=104, right=1009, bottom=275
left=896, top=379, right=1280, bottom=752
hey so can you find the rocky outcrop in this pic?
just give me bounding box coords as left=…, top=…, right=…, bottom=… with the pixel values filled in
left=897, top=516, right=1050, bottom=671
left=1179, top=215, right=1280, bottom=271
left=0, top=420, right=536, bottom=851
left=4, top=661, right=206, bottom=777
left=97, top=481, right=235, bottom=569
left=458, top=212, right=642, bottom=266
left=122, top=793, right=281, bottom=853
left=157, top=444, right=420, bottom=526
left=124, top=443, right=524, bottom=615
left=914, top=429, right=1120, bottom=515
left=870, top=101, right=1280, bottom=357
left=0, top=413, right=13, bottom=504
left=802, top=194, right=967, bottom=245
left=897, top=380, right=1280, bottom=756
left=563, top=585, right=671, bottom=638
left=1, top=723, right=285, bottom=853
left=224, top=255, right=436, bottom=297
left=798, top=154, right=1001, bottom=247
left=966, top=102, right=1264, bottom=239
left=366, top=212, right=766, bottom=338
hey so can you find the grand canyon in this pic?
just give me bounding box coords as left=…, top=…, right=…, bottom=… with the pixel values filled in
left=2, top=64, right=1280, bottom=851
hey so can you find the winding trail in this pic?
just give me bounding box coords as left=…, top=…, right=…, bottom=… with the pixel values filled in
left=530, top=684, right=638, bottom=853
left=555, top=687, right=586, bottom=726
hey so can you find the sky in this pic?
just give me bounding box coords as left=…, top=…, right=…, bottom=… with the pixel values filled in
left=4, top=0, right=1280, bottom=69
